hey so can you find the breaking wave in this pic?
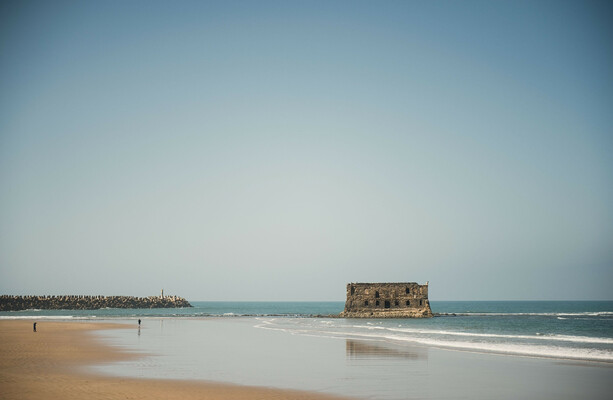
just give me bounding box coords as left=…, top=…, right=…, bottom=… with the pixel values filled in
left=255, top=318, right=613, bottom=363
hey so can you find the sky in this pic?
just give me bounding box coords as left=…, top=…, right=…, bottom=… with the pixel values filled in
left=1, top=0, right=611, bottom=301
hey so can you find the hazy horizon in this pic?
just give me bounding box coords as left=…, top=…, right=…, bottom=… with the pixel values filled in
left=1, top=1, right=611, bottom=302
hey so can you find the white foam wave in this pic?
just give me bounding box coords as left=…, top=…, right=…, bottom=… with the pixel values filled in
left=0, top=315, right=93, bottom=320
left=349, top=324, right=613, bottom=344
left=384, top=327, right=613, bottom=345
left=254, top=319, right=613, bottom=362
left=440, top=311, right=613, bottom=317
left=382, top=334, right=613, bottom=362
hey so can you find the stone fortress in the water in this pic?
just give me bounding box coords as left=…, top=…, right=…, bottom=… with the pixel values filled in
left=341, top=282, right=433, bottom=318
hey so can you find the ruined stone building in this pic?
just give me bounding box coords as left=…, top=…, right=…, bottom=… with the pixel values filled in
left=340, top=282, right=433, bottom=318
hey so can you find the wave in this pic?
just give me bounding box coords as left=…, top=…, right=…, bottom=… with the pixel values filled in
left=254, top=319, right=613, bottom=363
left=349, top=325, right=613, bottom=345
left=0, top=312, right=321, bottom=320
left=0, top=315, right=94, bottom=320
left=383, top=334, right=613, bottom=362
left=436, top=312, right=613, bottom=317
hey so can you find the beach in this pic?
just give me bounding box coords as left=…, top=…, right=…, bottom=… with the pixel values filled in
left=2, top=303, right=612, bottom=400
left=0, top=320, right=348, bottom=400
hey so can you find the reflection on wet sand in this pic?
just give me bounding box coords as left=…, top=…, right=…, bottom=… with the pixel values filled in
left=346, top=340, right=427, bottom=360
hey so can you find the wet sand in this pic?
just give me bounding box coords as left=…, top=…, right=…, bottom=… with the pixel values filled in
left=0, top=320, right=349, bottom=400
left=91, top=318, right=613, bottom=400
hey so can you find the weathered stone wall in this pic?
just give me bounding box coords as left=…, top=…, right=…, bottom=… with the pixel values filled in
left=340, top=282, right=432, bottom=318
left=0, top=294, right=192, bottom=311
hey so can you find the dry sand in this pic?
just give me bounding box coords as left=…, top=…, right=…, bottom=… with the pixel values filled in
left=0, top=320, right=350, bottom=400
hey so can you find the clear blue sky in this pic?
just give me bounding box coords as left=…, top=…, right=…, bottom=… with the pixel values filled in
left=1, top=0, right=611, bottom=300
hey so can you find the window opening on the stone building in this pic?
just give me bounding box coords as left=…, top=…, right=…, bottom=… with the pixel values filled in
left=406, top=300, right=410, bottom=306
left=384, top=300, right=391, bottom=309
left=419, top=300, right=423, bottom=306
left=364, top=300, right=369, bottom=306
left=406, top=287, right=410, bottom=294
left=395, top=300, right=399, bottom=306
left=376, top=300, right=380, bottom=306
left=375, top=291, right=379, bottom=298
left=351, top=286, right=355, bottom=295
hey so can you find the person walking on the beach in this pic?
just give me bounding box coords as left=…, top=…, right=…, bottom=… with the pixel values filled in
left=138, top=319, right=141, bottom=327
left=33, top=322, right=36, bottom=332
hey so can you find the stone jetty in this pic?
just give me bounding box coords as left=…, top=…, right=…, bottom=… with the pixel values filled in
left=0, top=294, right=192, bottom=311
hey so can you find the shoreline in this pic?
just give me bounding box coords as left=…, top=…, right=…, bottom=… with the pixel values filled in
left=0, top=320, right=350, bottom=400
left=2, top=317, right=611, bottom=400
left=3, top=314, right=612, bottom=365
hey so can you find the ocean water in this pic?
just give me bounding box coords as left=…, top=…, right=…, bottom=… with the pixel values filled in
left=0, top=301, right=344, bottom=319
left=3, top=301, right=612, bottom=362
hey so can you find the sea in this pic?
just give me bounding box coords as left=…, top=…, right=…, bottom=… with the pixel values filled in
left=3, top=301, right=612, bottom=399
left=2, top=301, right=612, bottom=363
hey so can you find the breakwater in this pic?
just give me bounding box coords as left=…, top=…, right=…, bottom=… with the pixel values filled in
left=0, top=294, right=192, bottom=311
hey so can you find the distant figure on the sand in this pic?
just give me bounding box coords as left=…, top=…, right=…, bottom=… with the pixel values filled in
left=33, top=322, right=36, bottom=332
left=138, top=319, right=141, bottom=326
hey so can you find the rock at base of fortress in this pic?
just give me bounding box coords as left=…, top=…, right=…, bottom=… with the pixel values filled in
left=340, top=282, right=433, bottom=318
